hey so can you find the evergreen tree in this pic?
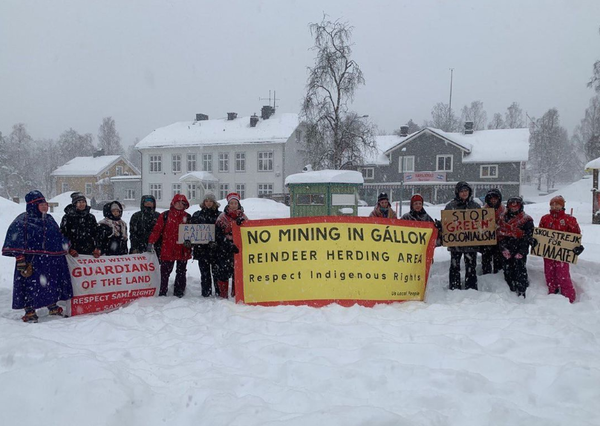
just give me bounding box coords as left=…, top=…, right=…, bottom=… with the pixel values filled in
left=98, top=117, right=124, bottom=155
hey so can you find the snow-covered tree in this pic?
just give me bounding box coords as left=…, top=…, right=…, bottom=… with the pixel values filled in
left=488, top=113, right=505, bottom=129
left=576, top=95, right=600, bottom=161
left=127, top=139, right=142, bottom=170
left=505, top=102, right=525, bottom=128
left=529, top=109, right=579, bottom=190
left=301, top=16, right=375, bottom=169
left=98, top=117, right=124, bottom=155
left=460, top=100, right=487, bottom=130
left=57, top=128, right=95, bottom=160
left=0, top=124, right=38, bottom=198
left=33, top=139, right=63, bottom=196
left=424, top=102, right=460, bottom=132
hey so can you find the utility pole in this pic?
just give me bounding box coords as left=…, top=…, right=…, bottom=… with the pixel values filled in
left=448, top=68, right=454, bottom=131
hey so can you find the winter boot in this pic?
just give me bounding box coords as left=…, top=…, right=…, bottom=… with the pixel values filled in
left=217, top=280, right=229, bottom=298
left=22, top=309, right=38, bottom=323
left=48, top=304, right=65, bottom=316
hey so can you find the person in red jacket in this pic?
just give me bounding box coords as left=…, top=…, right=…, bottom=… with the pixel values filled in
left=147, top=194, right=192, bottom=297
left=214, top=193, right=248, bottom=298
left=538, top=195, right=584, bottom=303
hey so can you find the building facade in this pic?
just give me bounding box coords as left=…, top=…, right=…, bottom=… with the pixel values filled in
left=136, top=111, right=307, bottom=208
left=358, top=126, right=530, bottom=205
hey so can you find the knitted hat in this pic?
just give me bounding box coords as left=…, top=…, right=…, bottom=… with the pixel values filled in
left=378, top=192, right=389, bottom=202
left=110, top=202, right=122, bottom=212
left=550, top=195, right=565, bottom=208
left=71, top=192, right=86, bottom=205
left=411, top=194, right=424, bottom=204
left=227, top=192, right=241, bottom=203
left=203, top=192, right=217, bottom=203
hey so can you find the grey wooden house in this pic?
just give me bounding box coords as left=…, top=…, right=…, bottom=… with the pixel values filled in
left=358, top=124, right=530, bottom=205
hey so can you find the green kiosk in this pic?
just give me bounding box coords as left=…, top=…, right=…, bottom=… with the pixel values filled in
left=285, top=170, right=364, bottom=217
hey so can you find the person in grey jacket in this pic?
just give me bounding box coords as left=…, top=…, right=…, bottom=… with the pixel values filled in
left=444, top=181, right=481, bottom=290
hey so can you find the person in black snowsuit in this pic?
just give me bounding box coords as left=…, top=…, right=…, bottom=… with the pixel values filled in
left=190, top=192, right=222, bottom=297
left=444, top=181, right=481, bottom=290
left=497, top=196, right=534, bottom=298
left=60, top=192, right=101, bottom=257
left=97, top=201, right=128, bottom=256
left=481, top=188, right=505, bottom=275
left=129, top=195, right=160, bottom=255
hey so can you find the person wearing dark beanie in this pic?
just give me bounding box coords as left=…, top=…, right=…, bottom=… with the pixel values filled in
left=370, top=192, right=395, bottom=218
left=60, top=192, right=101, bottom=258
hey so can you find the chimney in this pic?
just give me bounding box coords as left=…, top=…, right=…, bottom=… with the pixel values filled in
left=196, top=113, right=209, bottom=121
left=464, top=121, right=474, bottom=135
left=93, top=148, right=105, bottom=158
left=250, top=114, right=259, bottom=127
left=400, top=125, right=409, bottom=137
left=227, top=112, right=238, bottom=121
left=261, top=105, right=275, bottom=120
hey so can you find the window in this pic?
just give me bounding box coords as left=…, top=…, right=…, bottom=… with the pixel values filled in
left=187, top=154, right=197, bottom=172
left=361, top=167, right=374, bottom=180
left=150, top=155, right=162, bottom=172
left=436, top=155, right=453, bottom=172
left=125, top=189, right=135, bottom=200
left=258, top=151, right=274, bottom=171
left=61, top=182, right=69, bottom=193
left=297, top=193, right=325, bottom=205
left=203, top=153, right=213, bottom=172
left=235, top=152, right=246, bottom=172
left=205, top=182, right=216, bottom=193
left=85, top=183, right=92, bottom=196
left=218, top=152, right=229, bottom=172
left=150, top=184, right=162, bottom=200
left=187, top=184, right=197, bottom=200
left=295, top=130, right=302, bottom=143
left=398, top=156, right=415, bottom=172
left=219, top=183, right=229, bottom=200
left=258, top=183, right=274, bottom=196
left=172, top=154, right=181, bottom=173
left=480, top=165, right=498, bottom=178
left=115, top=166, right=123, bottom=176
left=172, top=183, right=182, bottom=196
left=236, top=183, right=246, bottom=199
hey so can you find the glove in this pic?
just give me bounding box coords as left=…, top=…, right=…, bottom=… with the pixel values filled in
left=183, top=240, right=192, bottom=249
left=236, top=216, right=246, bottom=226
left=69, top=248, right=79, bottom=257
left=434, top=219, right=442, bottom=231
left=16, top=257, right=27, bottom=272
left=146, top=243, right=155, bottom=253
left=573, top=245, right=585, bottom=256
left=502, top=250, right=511, bottom=260
left=530, top=239, right=539, bottom=249
left=231, top=244, right=240, bottom=254
left=515, top=253, right=523, bottom=259
left=93, top=248, right=102, bottom=258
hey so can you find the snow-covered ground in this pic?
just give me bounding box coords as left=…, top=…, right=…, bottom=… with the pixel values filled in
left=1, top=180, right=599, bottom=425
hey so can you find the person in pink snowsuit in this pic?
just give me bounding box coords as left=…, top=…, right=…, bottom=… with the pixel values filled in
left=537, top=195, right=584, bottom=303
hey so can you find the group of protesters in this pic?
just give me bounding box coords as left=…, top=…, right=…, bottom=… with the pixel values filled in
left=2, top=190, right=246, bottom=322
left=2, top=181, right=586, bottom=323
left=370, top=181, right=584, bottom=303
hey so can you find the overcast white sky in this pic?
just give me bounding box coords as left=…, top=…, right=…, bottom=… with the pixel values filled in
left=1, top=0, right=599, bottom=146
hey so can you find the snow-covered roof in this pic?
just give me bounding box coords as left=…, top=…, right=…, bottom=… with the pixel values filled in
left=585, top=157, right=600, bottom=169
left=285, top=170, right=364, bottom=185
left=385, top=128, right=530, bottom=163
left=135, top=113, right=300, bottom=149
left=179, top=172, right=219, bottom=183
left=364, top=135, right=410, bottom=165
left=110, top=175, right=141, bottom=181
left=51, top=155, right=139, bottom=176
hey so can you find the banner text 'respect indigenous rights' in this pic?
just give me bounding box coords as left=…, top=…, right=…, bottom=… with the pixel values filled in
left=233, top=217, right=437, bottom=307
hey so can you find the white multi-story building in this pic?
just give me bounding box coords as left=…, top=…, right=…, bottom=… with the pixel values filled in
left=135, top=110, right=306, bottom=208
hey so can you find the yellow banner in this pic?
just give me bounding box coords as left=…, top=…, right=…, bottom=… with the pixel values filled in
left=233, top=217, right=437, bottom=306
